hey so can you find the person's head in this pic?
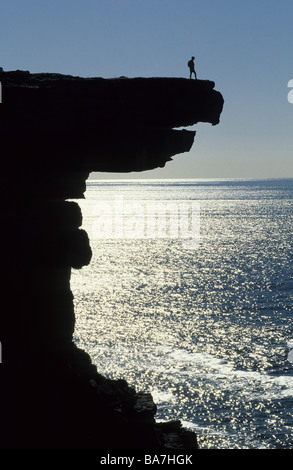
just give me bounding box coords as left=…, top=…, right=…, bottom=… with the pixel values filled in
left=192, top=56, right=195, bottom=60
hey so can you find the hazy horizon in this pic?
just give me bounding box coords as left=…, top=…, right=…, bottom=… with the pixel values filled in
left=88, top=175, right=293, bottom=181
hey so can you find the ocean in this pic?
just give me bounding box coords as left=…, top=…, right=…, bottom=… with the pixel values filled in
left=70, top=178, right=293, bottom=449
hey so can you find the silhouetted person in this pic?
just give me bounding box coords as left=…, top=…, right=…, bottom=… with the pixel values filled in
left=188, top=57, right=197, bottom=79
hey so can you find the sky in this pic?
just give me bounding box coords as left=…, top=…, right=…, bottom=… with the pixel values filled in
left=1, top=0, right=293, bottom=179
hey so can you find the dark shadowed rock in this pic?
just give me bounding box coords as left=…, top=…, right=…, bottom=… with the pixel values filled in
left=0, top=69, right=223, bottom=450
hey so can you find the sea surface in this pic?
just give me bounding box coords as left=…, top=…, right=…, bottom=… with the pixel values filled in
left=70, top=178, right=293, bottom=449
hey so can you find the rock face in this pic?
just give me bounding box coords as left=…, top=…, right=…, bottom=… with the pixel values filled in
left=0, top=70, right=223, bottom=449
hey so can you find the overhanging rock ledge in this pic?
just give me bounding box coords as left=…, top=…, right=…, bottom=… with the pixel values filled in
left=0, top=70, right=223, bottom=450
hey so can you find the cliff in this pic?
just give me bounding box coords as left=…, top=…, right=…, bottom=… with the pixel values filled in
left=0, top=69, right=223, bottom=450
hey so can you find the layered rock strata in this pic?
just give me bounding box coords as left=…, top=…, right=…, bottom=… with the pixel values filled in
left=0, top=70, right=223, bottom=449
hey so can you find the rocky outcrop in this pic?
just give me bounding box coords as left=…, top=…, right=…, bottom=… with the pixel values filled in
left=0, top=69, right=223, bottom=449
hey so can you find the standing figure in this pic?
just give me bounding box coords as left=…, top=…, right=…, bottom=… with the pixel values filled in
left=187, top=56, right=197, bottom=79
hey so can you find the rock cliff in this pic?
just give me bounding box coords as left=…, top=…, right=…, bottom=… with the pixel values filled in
left=0, top=69, right=223, bottom=450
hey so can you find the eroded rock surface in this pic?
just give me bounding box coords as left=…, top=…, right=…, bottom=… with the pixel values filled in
left=0, top=70, right=223, bottom=449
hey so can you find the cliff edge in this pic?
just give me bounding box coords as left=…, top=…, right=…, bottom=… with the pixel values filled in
left=0, top=70, right=223, bottom=450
